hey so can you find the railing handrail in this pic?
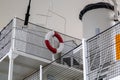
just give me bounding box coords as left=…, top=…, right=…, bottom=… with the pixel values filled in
left=16, top=17, right=81, bottom=41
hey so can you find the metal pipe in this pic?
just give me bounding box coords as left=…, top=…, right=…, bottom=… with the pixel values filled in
left=40, top=65, right=43, bottom=80
left=112, top=0, right=119, bottom=21
left=8, top=56, right=14, bottom=80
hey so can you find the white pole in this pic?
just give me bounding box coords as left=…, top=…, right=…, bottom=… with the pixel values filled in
left=8, top=17, right=18, bottom=80
left=40, top=65, right=43, bottom=80
left=8, top=17, right=16, bottom=80
left=8, top=54, right=14, bottom=80
left=8, top=53, right=18, bottom=80
left=11, top=17, right=16, bottom=51
left=82, top=39, right=89, bottom=80
left=52, top=54, right=55, bottom=61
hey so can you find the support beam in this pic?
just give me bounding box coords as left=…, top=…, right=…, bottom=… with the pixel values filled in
left=8, top=51, right=18, bottom=80
left=8, top=56, right=14, bottom=80
left=40, top=65, right=42, bottom=80
left=11, top=17, right=16, bottom=51
left=82, top=39, right=88, bottom=80
left=8, top=17, right=18, bottom=80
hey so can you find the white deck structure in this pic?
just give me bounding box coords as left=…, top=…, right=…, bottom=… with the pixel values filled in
left=0, top=17, right=83, bottom=80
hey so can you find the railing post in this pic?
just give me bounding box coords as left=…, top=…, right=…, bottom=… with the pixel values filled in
left=82, top=39, right=89, bottom=80
left=8, top=51, right=18, bottom=80
left=40, top=65, right=43, bottom=80
left=8, top=56, right=14, bottom=80
left=11, top=17, right=16, bottom=51
left=8, top=17, right=18, bottom=80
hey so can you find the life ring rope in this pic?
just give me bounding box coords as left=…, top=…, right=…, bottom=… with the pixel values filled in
left=45, top=31, right=64, bottom=54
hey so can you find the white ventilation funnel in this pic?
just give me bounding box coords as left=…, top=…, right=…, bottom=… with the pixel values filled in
left=79, top=2, right=115, bottom=39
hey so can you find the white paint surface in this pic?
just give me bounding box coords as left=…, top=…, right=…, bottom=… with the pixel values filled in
left=82, top=8, right=115, bottom=39
left=109, top=75, right=120, bottom=80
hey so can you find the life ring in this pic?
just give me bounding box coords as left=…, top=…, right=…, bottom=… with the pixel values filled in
left=45, top=31, right=64, bottom=54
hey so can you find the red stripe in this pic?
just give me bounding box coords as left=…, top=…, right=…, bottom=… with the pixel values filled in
left=54, top=31, right=63, bottom=43
left=45, top=40, right=57, bottom=53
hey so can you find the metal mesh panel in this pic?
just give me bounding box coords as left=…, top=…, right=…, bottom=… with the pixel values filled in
left=43, top=45, right=83, bottom=80
left=0, top=20, right=12, bottom=59
left=86, top=22, right=120, bottom=80
left=14, top=18, right=81, bottom=61
left=24, top=71, right=40, bottom=80
left=0, top=18, right=81, bottom=80
left=24, top=44, right=83, bottom=80
left=9, top=18, right=82, bottom=80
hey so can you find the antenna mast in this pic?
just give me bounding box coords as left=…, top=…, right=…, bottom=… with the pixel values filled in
left=24, top=0, right=31, bottom=25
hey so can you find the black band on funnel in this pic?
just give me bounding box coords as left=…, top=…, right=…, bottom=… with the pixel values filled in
left=79, top=2, right=114, bottom=20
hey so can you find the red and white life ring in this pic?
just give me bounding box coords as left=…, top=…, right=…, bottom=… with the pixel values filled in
left=45, top=31, right=64, bottom=54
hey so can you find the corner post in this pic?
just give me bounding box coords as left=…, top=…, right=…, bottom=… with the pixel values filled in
left=8, top=55, right=14, bottom=80
left=11, top=17, right=16, bottom=50
left=8, top=52, right=17, bottom=80
left=8, top=17, right=18, bottom=80
left=40, top=65, right=43, bottom=80
left=82, top=39, right=89, bottom=80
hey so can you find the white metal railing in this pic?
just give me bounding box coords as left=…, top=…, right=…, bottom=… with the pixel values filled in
left=0, top=20, right=12, bottom=60
left=0, top=17, right=82, bottom=80
left=23, top=44, right=83, bottom=80
left=0, top=17, right=81, bottom=62
left=84, top=22, right=120, bottom=80
left=14, top=18, right=81, bottom=61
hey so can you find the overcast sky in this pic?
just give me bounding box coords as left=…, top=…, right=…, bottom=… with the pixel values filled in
left=0, top=0, right=119, bottom=39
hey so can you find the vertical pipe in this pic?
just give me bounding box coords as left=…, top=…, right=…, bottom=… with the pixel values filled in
left=8, top=56, right=14, bottom=80
left=82, top=39, right=88, bottom=80
left=52, top=54, right=55, bottom=61
left=8, top=17, right=17, bottom=80
left=40, top=65, right=43, bottom=80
